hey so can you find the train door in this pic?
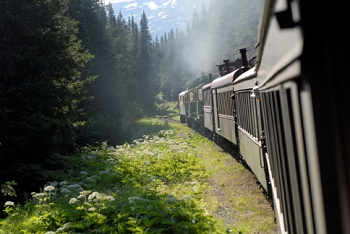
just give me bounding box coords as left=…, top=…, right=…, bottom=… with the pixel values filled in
left=232, top=94, right=239, bottom=148
left=212, top=88, right=219, bottom=139
left=202, top=84, right=213, bottom=135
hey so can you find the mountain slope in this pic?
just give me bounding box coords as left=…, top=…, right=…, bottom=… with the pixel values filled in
left=108, top=0, right=211, bottom=38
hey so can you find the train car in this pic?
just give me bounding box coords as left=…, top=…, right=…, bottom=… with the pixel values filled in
left=181, top=75, right=211, bottom=132
left=178, top=90, right=188, bottom=123
left=210, top=65, right=245, bottom=146
left=251, top=0, right=350, bottom=233
left=183, top=87, right=195, bottom=128
left=192, top=82, right=206, bottom=134
left=203, top=58, right=244, bottom=141
left=232, top=64, right=269, bottom=192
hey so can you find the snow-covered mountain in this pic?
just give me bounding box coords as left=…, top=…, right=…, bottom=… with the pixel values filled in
left=105, top=0, right=211, bottom=39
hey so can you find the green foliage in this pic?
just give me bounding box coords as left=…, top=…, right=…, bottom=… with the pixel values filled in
left=0, top=182, right=16, bottom=197
left=0, top=0, right=93, bottom=178
left=155, top=92, right=178, bottom=116
left=0, top=131, right=223, bottom=233
left=79, top=113, right=123, bottom=147
left=122, top=118, right=171, bottom=144
left=122, top=102, right=144, bottom=124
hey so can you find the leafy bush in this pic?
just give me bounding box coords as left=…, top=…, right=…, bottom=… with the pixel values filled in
left=155, top=92, right=178, bottom=116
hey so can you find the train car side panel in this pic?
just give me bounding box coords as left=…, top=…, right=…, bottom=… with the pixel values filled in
left=237, top=130, right=267, bottom=190
left=216, top=85, right=236, bottom=144
left=211, top=72, right=239, bottom=145
left=178, top=90, right=187, bottom=123
left=203, top=84, right=213, bottom=134
left=234, top=70, right=267, bottom=191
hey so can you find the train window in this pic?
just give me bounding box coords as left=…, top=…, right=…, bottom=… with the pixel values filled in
left=203, top=88, right=211, bottom=106
left=217, top=92, right=223, bottom=114
left=235, top=90, right=260, bottom=139
left=198, top=89, right=203, bottom=101
left=216, top=90, right=235, bottom=116
left=190, top=92, right=194, bottom=101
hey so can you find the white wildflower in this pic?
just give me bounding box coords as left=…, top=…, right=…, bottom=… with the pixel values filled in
left=44, top=232, right=56, bottom=234
left=44, top=186, right=55, bottom=192
left=56, top=222, right=73, bottom=232
left=79, top=190, right=92, bottom=196
left=77, top=194, right=85, bottom=200
left=88, top=192, right=100, bottom=201
left=106, top=196, right=115, bottom=201
left=4, top=201, right=14, bottom=207
left=88, top=207, right=96, bottom=212
left=69, top=198, right=77, bottom=204
left=32, top=193, right=46, bottom=199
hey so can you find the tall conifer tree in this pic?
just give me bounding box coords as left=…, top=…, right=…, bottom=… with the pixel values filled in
left=0, top=0, right=93, bottom=179
left=137, top=11, right=155, bottom=110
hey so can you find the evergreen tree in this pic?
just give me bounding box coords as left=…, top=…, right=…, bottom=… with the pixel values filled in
left=137, top=11, right=155, bottom=110
left=69, top=1, right=128, bottom=146
left=0, top=0, right=93, bottom=179
left=108, top=9, right=134, bottom=110
left=129, top=15, right=140, bottom=103
left=151, top=36, right=162, bottom=99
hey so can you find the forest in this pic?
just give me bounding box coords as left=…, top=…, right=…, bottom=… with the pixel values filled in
left=0, top=0, right=263, bottom=203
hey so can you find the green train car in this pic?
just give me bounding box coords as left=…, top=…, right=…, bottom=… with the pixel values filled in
left=180, top=75, right=212, bottom=134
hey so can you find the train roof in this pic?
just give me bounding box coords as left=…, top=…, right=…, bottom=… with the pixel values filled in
left=211, top=67, right=245, bottom=89
left=233, top=66, right=257, bottom=84
left=202, top=83, right=211, bottom=90
left=178, top=90, right=188, bottom=96
left=196, top=83, right=208, bottom=89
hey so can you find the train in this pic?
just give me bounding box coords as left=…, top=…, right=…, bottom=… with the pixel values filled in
left=178, top=0, right=350, bottom=233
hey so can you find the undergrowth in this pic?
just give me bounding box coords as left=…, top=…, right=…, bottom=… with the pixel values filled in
left=0, top=130, right=224, bottom=234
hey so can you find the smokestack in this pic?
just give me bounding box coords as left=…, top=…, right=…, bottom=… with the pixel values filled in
left=223, top=59, right=230, bottom=75
left=239, top=48, right=249, bottom=72
left=208, top=73, right=212, bottom=83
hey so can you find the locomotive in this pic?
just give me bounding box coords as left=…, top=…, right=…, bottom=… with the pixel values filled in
left=178, top=0, right=350, bottom=233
